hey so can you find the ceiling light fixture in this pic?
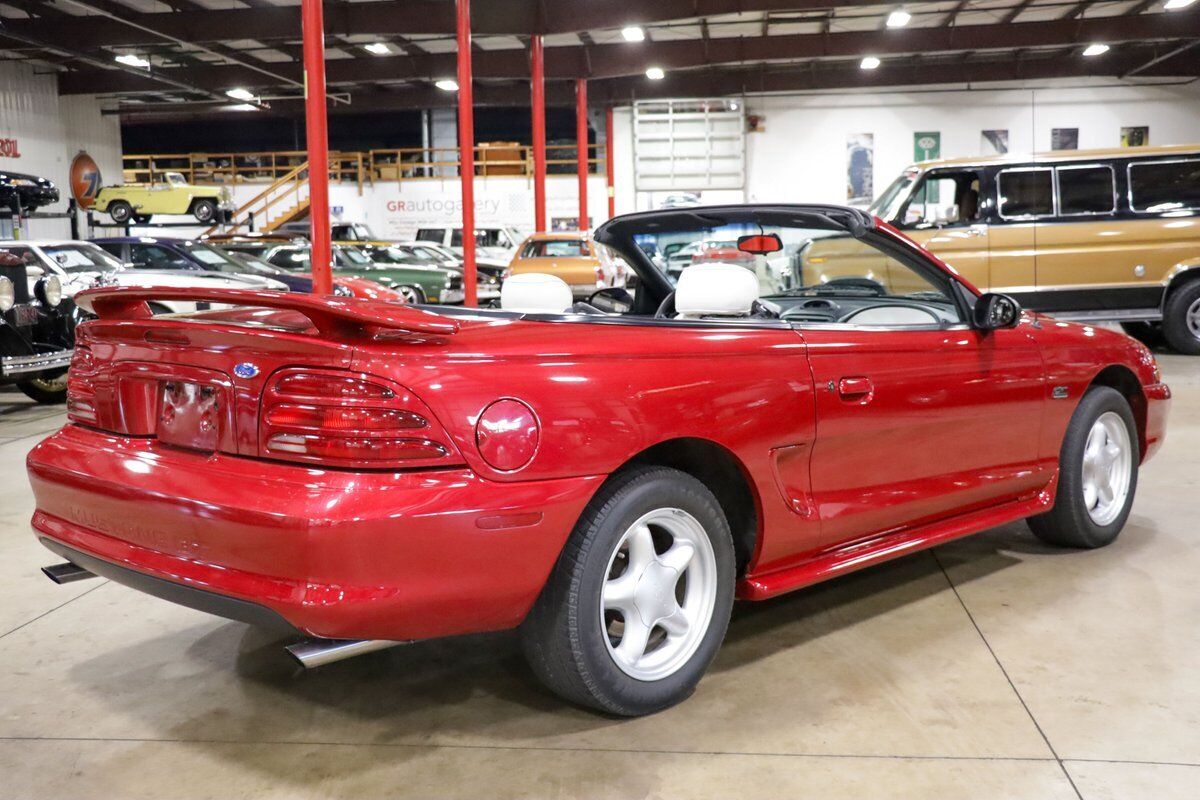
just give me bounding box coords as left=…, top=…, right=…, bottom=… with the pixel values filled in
left=1164, top=0, right=1196, bottom=10
left=435, top=79, right=459, bottom=91
left=622, top=26, right=646, bottom=42
left=886, top=9, right=911, bottom=28
left=645, top=66, right=665, bottom=80
left=114, top=54, right=150, bottom=69
left=1082, top=43, right=1110, bottom=57
left=860, top=56, right=881, bottom=70
left=363, top=42, right=390, bottom=55
left=225, top=87, right=256, bottom=101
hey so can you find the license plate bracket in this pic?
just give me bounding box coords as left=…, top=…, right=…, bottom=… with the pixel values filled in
left=157, top=380, right=221, bottom=452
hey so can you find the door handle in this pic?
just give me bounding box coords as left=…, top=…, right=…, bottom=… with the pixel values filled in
left=837, top=376, right=873, bottom=401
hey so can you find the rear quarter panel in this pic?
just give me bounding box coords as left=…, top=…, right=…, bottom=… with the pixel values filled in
left=351, top=319, right=817, bottom=571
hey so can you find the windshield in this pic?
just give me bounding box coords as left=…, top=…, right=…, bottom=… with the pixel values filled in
left=266, top=247, right=311, bottom=271
left=622, top=219, right=956, bottom=308
left=176, top=241, right=258, bottom=274
left=41, top=243, right=123, bottom=273
left=337, top=247, right=374, bottom=266
left=868, top=169, right=918, bottom=220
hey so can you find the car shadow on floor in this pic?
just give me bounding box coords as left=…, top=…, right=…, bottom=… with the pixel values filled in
left=61, top=514, right=1158, bottom=782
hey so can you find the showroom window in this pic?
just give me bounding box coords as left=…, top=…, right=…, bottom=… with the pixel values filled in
left=997, top=168, right=1054, bottom=219
left=1057, top=165, right=1116, bottom=216
left=1128, top=158, right=1200, bottom=213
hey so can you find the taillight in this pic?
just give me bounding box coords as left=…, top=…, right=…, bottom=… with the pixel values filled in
left=259, top=368, right=462, bottom=470
left=66, top=346, right=98, bottom=425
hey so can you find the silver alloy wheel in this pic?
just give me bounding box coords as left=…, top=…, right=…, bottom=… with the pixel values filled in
left=398, top=285, right=424, bottom=304
left=1187, top=296, right=1200, bottom=340
left=1082, top=411, right=1133, bottom=526
left=600, top=508, right=718, bottom=682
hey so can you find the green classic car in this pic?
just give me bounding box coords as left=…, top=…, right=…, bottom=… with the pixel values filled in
left=216, top=241, right=463, bottom=304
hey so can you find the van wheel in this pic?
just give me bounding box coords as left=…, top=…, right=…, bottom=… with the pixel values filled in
left=521, top=466, right=735, bottom=716
left=1119, top=322, right=1163, bottom=349
left=1027, top=386, right=1138, bottom=549
left=108, top=201, right=133, bottom=224
left=192, top=199, right=217, bottom=222
left=1161, top=281, right=1200, bottom=355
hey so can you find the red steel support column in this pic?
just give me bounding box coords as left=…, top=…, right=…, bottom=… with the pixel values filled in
left=456, top=0, right=478, bottom=307
left=605, top=106, right=615, bottom=220
left=530, top=35, right=547, bottom=233
left=575, top=78, right=588, bottom=231
left=301, top=0, right=331, bottom=295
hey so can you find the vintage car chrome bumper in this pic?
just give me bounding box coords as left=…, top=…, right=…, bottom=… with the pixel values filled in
left=438, top=288, right=466, bottom=304
left=1, top=348, right=72, bottom=376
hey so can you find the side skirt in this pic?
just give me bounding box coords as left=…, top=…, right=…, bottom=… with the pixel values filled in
left=736, top=483, right=1056, bottom=601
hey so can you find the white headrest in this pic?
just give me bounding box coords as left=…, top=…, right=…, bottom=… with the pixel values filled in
left=501, top=272, right=573, bottom=314
left=675, top=262, right=759, bottom=317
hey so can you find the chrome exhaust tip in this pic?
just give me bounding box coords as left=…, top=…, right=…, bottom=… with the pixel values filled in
left=41, top=562, right=97, bottom=584
left=285, top=638, right=406, bottom=669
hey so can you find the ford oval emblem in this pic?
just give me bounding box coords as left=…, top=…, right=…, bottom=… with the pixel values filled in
left=233, top=362, right=259, bottom=379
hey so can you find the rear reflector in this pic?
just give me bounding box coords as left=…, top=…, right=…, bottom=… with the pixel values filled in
left=274, top=373, right=395, bottom=400
left=266, top=433, right=449, bottom=462
left=264, top=404, right=426, bottom=432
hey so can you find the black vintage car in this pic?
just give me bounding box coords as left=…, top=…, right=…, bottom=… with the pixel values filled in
left=0, top=251, right=74, bottom=403
left=0, top=171, right=60, bottom=215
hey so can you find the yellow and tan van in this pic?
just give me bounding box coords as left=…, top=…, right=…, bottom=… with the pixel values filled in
left=803, top=144, right=1200, bottom=353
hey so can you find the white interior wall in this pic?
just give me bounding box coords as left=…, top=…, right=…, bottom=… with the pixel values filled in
left=0, top=62, right=123, bottom=239
left=612, top=82, right=1200, bottom=214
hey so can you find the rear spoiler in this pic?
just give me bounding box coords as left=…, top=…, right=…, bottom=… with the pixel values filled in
left=75, top=286, right=460, bottom=337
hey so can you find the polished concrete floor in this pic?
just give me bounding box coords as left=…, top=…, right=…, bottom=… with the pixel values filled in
left=1, top=355, right=1198, bottom=799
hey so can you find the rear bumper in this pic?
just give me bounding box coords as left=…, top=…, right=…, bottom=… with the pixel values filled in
left=28, top=425, right=603, bottom=641
left=1, top=347, right=72, bottom=376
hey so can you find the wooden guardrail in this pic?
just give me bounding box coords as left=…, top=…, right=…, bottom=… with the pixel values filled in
left=124, top=143, right=603, bottom=186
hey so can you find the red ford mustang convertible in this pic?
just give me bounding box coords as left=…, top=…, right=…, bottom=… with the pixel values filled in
left=28, top=205, right=1170, bottom=715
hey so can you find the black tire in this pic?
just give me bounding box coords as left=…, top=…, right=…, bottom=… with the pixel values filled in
left=107, top=201, right=133, bottom=224
left=133, top=213, right=152, bottom=224
left=1161, top=280, right=1200, bottom=355
left=1119, top=322, right=1163, bottom=349
left=1027, top=386, right=1138, bottom=549
left=17, top=371, right=68, bottom=404
left=521, top=465, right=736, bottom=716
left=192, top=199, right=217, bottom=223
left=398, top=285, right=426, bottom=304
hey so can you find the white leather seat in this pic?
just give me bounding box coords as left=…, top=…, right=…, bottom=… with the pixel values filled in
left=501, top=273, right=573, bottom=314
left=675, top=262, right=759, bottom=318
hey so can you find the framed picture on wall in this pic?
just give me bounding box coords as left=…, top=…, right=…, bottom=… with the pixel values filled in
left=1121, top=126, right=1150, bottom=147
left=846, top=133, right=874, bottom=207
left=981, top=129, right=1009, bottom=155
left=1051, top=128, right=1079, bottom=151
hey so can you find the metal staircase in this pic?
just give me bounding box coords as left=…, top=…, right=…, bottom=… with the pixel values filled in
left=206, top=161, right=311, bottom=235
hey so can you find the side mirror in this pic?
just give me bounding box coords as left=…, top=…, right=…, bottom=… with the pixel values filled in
left=973, top=292, right=1021, bottom=330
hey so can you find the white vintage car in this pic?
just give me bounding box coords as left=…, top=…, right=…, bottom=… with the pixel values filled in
left=0, top=240, right=288, bottom=314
